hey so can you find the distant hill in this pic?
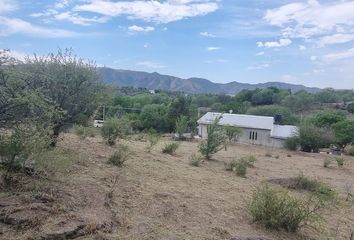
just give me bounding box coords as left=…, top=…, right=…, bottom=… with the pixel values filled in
left=98, top=67, right=320, bottom=94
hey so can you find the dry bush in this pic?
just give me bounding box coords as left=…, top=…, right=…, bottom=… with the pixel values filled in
left=108, top=145, right=131, bottom=167
left=189, top=154, right=203, bottom=167
left=162, top=142, right=179, bottom=155
left=335, top=157, right=345, bottom=167
left=323, top=158, right=332, bottom=168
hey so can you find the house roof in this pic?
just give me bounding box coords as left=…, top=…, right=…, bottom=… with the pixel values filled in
left=197, top=112, right=275, bottom=130
left=271, top=125, right=298, bottom=139
left=197, top=112, right=298, bottom=139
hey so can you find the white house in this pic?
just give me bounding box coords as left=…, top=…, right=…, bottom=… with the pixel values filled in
left=197, top=112, right=298, bottom=148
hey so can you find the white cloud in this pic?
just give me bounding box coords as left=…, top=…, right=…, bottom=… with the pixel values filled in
left=299, top=45, right=306, bottom=50
left=136, top=61, right=166, bottom=68
left=54, top=11, right=108, bottom=26
left=207, top=46, right=221, bottom=51
left=0, top=16, right=78, bottom=38
left=128, top=25, right=155, bottom=33
left=310, top=56, right=317, bottom=61
left=318, top=34, right=354, bottom=47
left=264, top=1, right=354, bottom=40
left=205, top=59, right=227, bottom=63
left=200, top=31, right=215, bottom=37
left=257, top=38, right=292, bottom=48
left=321, top=48, right=354, bottom=64
left=74, top=0, right=219, bottom=23
left=54, top=0, right=72, bottom=9
left=1, top=49, right=27, bottom=62
left=280, top=74, right=298, bottom=83
left=248, top=63, right=269, bottom=70
left=255, top=51, right=264, bottom=56
left=0, top=0, right=17, bottom=14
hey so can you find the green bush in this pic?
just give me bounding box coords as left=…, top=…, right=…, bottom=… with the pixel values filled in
left=189, top=154, right=203, bottom=167
left=298, top=123, right=334, bottom=152
left=348, top=147, right=354, bottom=156
left=248, top=185, right=323, bottom=232
left=335, top=157, right=345, bottom=167
left=73, top=125, right=97, bottom=139
left=107, top=145, right=131, bottom=167
left=0, top=124, right=49, bottom=174
left=101, top=118, right=131, bottom=146
left=162, top=142, right=179, bottom=155
left=240, top=155, right=257, bottom=168
left=224, top=159, right=238, bottom=171
left=294, top=174, right=336, bottom=201
left=235, top=162, right=247, bottom=177
left=225, top=157, right=255, bottom=177
left=284, top=137, right=299, bottom=151
left=146, top=130, right=160, bottom=152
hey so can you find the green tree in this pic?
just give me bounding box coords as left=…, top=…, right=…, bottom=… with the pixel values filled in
left=333, top=120, right=354, bottom=147
left=175, top=115, right=188, bottom=139
left=199, top=117, right=226, bottom=160
left=101, top=118, right=131, bottom=146
left=347, top=103, right=354, bottom=114
left=224, top=125, right=242, bottom=150
left=298, top=123, right=334, bottom=152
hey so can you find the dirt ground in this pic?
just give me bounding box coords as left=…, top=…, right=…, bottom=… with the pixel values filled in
left=1, top=133, right=354, bottom=240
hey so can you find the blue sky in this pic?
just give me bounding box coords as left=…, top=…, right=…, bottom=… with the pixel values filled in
left=1, top=0, right=354, bottom=89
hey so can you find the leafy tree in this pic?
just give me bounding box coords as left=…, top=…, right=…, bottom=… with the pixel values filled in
left=297, top=123, right=334, bottom=152
left=312, top=111, right=347, bottom=128
left=333, top=120, right=354, bottom=147
left=19, top=49, right=99, bottom=146
left=175, top=115, right=188, bottom=139
left=199, top=117, right=226, bottom=160
left=347, top=103, right=354, bottom=114
left=140, top=104, right=169, bottom=132
left=224, top=125, right=242, bottom=150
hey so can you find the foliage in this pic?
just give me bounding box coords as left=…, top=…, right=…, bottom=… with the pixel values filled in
left=246, top=105, right=299, bottom=125
left=240, top=155, right=257, bottom=168
left=162, top=142, right=179, bottom=155
left=235, top=161, right=247, bottom=177
left=312, top=111, right=347, bottom=128
left=298, top=123, right=334, bottom=152
left=224, top=125, right=242, bottom=150
left=140, top=104, right=170, bottom=132
left=225, top=156, right=256, bottom=177
left=175, top=115, right=189, bottom=139
left=73, top=125, right=97, bottom=139
left=101, top=118, right=131, bottom=146
left=347, top=103, right=354, bottom=114
left=0, top=124, right=50, bottom=174
left=347, top=146, right=354, bottom=156
left=198, top=117, right=226, bottom=160
left=107, top=145, right=131, bottom=167
left=333, top=120, right=354, bottom=147
left=189, top=154, right=203, bottom=167
left=248, top=185, right=324, bottom=232
left=294, top=174, right=336, bottom=201
left=284, top=136, right=300, bottom=151
left=335, top=157, right=345, bottom=167
left=146, top=130, right=161, bottom=152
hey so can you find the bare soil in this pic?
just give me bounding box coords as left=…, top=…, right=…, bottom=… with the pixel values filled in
left=1, top=133, right=354, bottom=239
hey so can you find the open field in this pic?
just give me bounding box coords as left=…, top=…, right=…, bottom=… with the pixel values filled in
left=1, top=133, right=354, bottom=240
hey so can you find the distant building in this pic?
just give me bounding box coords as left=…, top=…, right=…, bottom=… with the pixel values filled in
left=197, top=112, right=298, bottom=148
left=149, top=89, right=156, bottom=94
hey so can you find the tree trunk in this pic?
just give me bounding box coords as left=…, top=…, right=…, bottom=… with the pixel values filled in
left=50, top=124, right=62, bottom=147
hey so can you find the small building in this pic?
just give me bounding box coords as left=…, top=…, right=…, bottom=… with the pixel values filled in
left=197, top=112, right=298, bottom=148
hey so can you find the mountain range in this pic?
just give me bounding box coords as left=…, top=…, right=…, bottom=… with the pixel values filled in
left=99, top=67, right=320, bottom=94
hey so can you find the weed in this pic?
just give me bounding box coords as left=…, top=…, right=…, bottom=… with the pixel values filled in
left=335, top=157, right=345, bottom=167
left=235, top=162, right=247, bottom=177
left=323, top=158, right=332, bottom=168
left=107, top=145, right=131, bottom=167
left=146, top=130, right=160, bottom=152
left=239, top=155, right=257, bottom=168
left=294, top=174, right=336, bottom=201
left=162, top=142, right=179, bottom=155
left=189, top=154, right=203, bottom=167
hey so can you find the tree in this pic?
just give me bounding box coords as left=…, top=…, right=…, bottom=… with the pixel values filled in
left=312, top=111, right=347, bottom=128
left=175, top=115, right=188, bottom=139
left=140, top=104, right=169, bottom=132
left=298, top=123, right=334, bottom=152
left=101, top=118, right=131, bottom=146
left=19, top=49, right=99, bottom=146
left=198, top=117, right=226, bottom=160
left=224, top=125, right=242, bottom=150
left=333, top=120, right=354, bottom=147
left=347, top=103, right=354, bottom=114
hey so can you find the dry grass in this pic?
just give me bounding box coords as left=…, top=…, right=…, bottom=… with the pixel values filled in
left=1, top=133, right=354, bottom=239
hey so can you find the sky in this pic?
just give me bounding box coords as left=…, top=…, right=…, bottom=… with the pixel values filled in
left=0, top=0, right=354, bottom=89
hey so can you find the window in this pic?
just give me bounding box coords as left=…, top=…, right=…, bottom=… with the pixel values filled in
left=249, top=131, right=258, bottom=141
left=255, top=132, right=258, bottom=141
left=249, top=131, right=252, bottom=140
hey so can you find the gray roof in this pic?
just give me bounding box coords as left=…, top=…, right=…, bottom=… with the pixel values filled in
left=197, top=112, right=274, bottom=130
left=197, top=112, right=298, bottom=139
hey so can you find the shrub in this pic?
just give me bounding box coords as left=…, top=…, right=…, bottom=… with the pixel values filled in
left=101, top=118, right=131, bottom=146
left=0, top=124, right=49, bottom=175
left=189, top=154, right=203, bottom=167
left=235, top=161, right=247, bottom=177
left=199, top=117, right=226, bottom=160
left=162, top=142, right=179, bottom=155
left=348, top=147, right=354, bottom=156
left=224, top=159, right=238, bottom=171
left=335, top=157, right=345, bottom=167
left=298, top=123, right=335, bottom=153
left=108, top=145, right=131, bottom=167
left=175, top=116, right=188, bottom=140
left=284, top=137, right=299, bottom=151
left=240, top=155, right=257, bottom=168
left=224, top=125, right=242, bottom=150
left=323, top=158, right=332, bottom=168
left=248, top=185, right=323, bottom=232
left=294, top=174, right=336, bottom=201
left=146, top=130, right=160, bottom=152
left=73, top=125, right=97, bottom=139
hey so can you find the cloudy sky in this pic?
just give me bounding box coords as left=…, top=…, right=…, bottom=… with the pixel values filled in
left=1, top=0, right=354, bottom=89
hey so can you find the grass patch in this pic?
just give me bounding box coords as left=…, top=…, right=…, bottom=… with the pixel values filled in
left=189, top=154, right=203, bottom=167
left=108, top=145, right=131, bottom=167
left=294, top=174, right=336, bottom=201
left=248, top=184, right=324, bottom=232
left=335, top=157, right=345, bottom=167
left=225, top=156, right=257, bottom=178
left=323, top=157, right=332, bottom=168
left=162, top=142, right=179, bottom=155
left=73, top=125, right=97, bottom=139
